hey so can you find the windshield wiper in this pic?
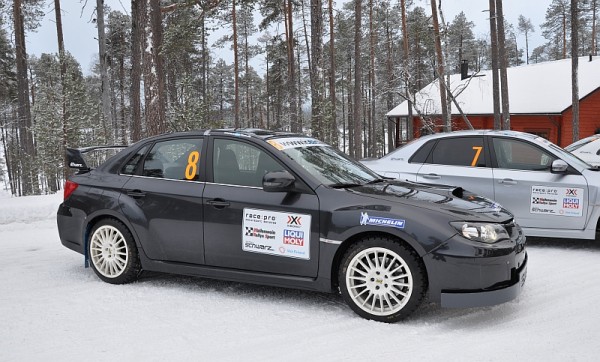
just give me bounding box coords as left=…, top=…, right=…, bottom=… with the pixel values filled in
left=365, top=178, right=387, bottom=185
left=329, top=183, right=364, bottom=189
left=330, top=178, right=387, bottom=189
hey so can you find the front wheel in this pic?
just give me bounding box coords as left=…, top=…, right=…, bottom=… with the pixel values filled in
left=338, top=237, right=426, bottom=323
left=88, top=219, right=141, bottom=284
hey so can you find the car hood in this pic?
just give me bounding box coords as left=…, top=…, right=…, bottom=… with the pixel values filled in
left=349, top=180, right=513, bottom=223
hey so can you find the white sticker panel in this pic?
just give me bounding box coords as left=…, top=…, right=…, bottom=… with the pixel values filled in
left=242, top=208, right=311, bottom=260
left=530, top=186, right=584, bottom=217
left=267, top=137, right=327, bottom=150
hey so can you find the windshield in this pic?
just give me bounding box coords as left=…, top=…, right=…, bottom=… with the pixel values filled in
left=564, top=136, right=600, bottom=152
left=266, top=137, right=381, bottom=186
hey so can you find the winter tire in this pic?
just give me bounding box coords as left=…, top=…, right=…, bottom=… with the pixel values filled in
left=338, top=237, right=426, bottom=323
left=88, top=219, right=141, bottom=284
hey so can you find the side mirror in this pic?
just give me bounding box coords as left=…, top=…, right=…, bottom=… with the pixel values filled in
left=263, top=171, right=295, bottom=192
left=551, top=159, right=569, bottom=174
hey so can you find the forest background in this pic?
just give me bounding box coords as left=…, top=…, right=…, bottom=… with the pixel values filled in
left=0, top=0, right=597, bottom=196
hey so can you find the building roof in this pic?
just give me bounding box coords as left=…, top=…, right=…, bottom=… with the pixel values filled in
left=387, top=56, right=600, bottom=117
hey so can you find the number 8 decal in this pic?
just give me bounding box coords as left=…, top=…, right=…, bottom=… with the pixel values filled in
left=185, top=151, right=200, bottom=180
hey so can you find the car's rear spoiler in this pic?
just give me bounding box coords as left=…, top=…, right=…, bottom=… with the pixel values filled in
left=66, top=146, right=128, bottom=172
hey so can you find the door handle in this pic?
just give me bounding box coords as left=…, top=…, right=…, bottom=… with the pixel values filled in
left=126, top=189, right=146, bottom=199
left=207, top=199, right=230, bottom=209
left=499, top=178, right=517, bottom=185
left=421, top=174, right=441, bottom=180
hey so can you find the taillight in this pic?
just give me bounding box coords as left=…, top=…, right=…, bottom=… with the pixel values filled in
left=64, top=180, right=79, bottom=200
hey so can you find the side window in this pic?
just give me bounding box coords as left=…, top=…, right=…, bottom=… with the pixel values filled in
left=492, top=138, right=555, bottom=171
left=409, top=140, right=435, bottom=164
left=428, top=137, right=486, bottom=167
left=143, top=138, right=203, bottom=180
left=121, top=146, right=149, bottom=175
left=213, top=139, right=283, bottom=187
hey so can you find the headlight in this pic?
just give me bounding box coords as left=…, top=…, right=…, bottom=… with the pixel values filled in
left=450, top=222, right=509, bottom=244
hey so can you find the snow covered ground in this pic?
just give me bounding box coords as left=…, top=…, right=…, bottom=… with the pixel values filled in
left=1, top=193, right=599, bottom=361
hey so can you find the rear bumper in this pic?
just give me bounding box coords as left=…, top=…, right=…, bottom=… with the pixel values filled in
left=57, top=203, right=86, bottom=254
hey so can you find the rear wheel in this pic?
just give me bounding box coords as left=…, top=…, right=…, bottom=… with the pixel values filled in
left=88, top=219, right=141, bottom=284
left=338, top=237, right=426, bottom=323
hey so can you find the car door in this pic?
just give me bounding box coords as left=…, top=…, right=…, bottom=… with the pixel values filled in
left=203, top=137, right=320, bottom=278
left=120, top=137, right=206, bottom=264
left=415, top=136, right=496, bottom=199
left=490, top=136, right=588, bottom=230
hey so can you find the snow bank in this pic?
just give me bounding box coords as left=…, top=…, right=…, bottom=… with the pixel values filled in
left=0, top=192, right=62, bottom=225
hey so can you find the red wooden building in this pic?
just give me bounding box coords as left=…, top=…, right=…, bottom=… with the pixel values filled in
left=387, top=56, right=600, bottom=147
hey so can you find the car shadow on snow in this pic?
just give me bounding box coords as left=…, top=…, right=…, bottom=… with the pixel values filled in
left=131, top=271, right=523, bottom=326
left=525, top=236, right=600, bottom=251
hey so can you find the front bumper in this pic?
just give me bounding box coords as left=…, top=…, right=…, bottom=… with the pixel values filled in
left=423, top=227, right=527, bottom=308
left=441, top=253, right=527, bottom=308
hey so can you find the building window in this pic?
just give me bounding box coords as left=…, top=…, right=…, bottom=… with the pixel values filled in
left=525, top=129, right=550, bottom=140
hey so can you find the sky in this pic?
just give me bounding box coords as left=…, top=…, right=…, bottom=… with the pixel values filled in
left=2, top=190, right=600, bottom=360
left=24, top=0, right=554, bottom=75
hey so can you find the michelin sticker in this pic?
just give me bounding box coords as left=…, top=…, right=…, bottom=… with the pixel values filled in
left=530, top=186, right=584, bottom=217
left=243, top=208, right=311, bottom=260
left=360, top=212, right=405, bottom=229
left=267, top=137, right=327, bottom=150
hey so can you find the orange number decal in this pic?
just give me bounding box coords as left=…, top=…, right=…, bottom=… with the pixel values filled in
left=471, top=146, right=483, bottom=167
left=185, top=151, right=200, bottom=180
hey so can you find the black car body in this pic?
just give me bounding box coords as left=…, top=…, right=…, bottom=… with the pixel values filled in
left=57, top=129, right=527, bottom=322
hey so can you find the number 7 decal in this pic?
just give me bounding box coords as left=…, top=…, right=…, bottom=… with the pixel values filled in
left=471, top=146, right=483, bottom=167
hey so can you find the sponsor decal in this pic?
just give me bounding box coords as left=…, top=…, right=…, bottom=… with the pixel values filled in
left=359, top=212, right=405, bottom=229
left=242, top=208, right=311, bottom=260
left=69, top=162, right=84, bottom=168
left=531, top=187, right=559, bottom=195
left=287, top=215, right=302, bottom=226
left=530, top=186, right=583, bottom=217
left=532, top=197, right=558, bottom=206
left=267, top=137, right=327, bottom=150
left=563, top=198, right=580, bottom=209
left=283, top=229, right=304, bottom=246
left=244, top=242, right=274, bottom=251
left=244, top=227, right=276, bottom=240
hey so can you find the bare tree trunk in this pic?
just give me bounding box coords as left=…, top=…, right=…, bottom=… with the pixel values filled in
left=496, top=0, right=510, bottom=129
left=430, top=0, right=449, bottom=131
left=243, top=10, right=250, bottom=127
left=489, top=0, right=501, bottom=129
left=563, top=5, right=567, bottom=59
left=232, top=0, right=240, bottom=128
left=353, top=0, right=362, bottom=159
left=310, top=0, right=323, bottom=140
left=96, top=0, right=112, bottom=141
left=143, top=0, right=167, bottom=136
left=13, top=0, right=36, bottom=195
left=572, top=0, right=580, bottom=142
left=119, top=56, right=127, bottom=144
left=368, top=0, right=376, bottom=157
left=400, top=0, right=413, bottom=146
left=592, top=0, right=597, bottom=55
left=130, top=0, right=143, bottom=141
left=54, top=0, right=70, bottom=181
left=328, top=0, right=337, bottom=147
left=286, top=0, right=299, bottom=132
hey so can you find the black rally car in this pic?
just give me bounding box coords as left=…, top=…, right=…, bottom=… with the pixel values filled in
left=57, top=129, right=527, bottom=322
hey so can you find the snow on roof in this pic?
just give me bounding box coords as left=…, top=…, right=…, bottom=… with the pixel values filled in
left=387, top=56, right=600, bottom=117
